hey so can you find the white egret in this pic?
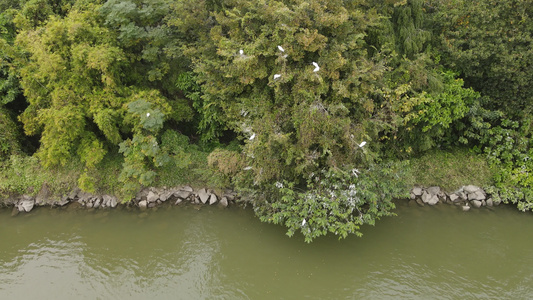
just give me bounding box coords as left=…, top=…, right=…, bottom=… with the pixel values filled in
left=239, top=49, right=244, bottom=55
left=301, top=218, right=306, bottom=226
left=146, top=113, right=150, bottom=117
left=273, top=74, right=281, bottom=80
left=243, top=166, right=252, bottom=171
left=359, top=141, right=366, bottom=148
left=277, top=45, right=285, bottom=52
left=249, top=133, right=256, bottom=140
left=312, top=62, right=320, bottom=72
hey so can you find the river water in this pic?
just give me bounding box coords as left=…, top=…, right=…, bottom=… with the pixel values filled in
left=1, top=201, right=533, bottom=299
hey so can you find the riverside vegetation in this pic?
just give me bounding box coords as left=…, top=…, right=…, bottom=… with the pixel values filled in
left=0, top=0, right=531, bottom=242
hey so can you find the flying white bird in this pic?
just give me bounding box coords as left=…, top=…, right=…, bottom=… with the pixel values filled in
left=249, top=133, right=256, bottom=140
left=312, top=62, right=320, bottom=72
left=277, top=45, right=285, bottom=52
left=273, top=74, right=281, bottom=80
left=359, top=141, right=367, bottom=148
left=146, top=113, right=150, bottom=117
left=239, top=49, right=244, bottom=55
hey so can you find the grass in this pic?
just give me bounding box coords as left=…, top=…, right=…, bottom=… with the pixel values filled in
left=402, top=147, right=495, bottom=193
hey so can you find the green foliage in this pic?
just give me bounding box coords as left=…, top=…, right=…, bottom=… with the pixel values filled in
left=430, top=0, right=533, bottom=115
left=255, top=163, right=408, bottom=243
left=0, top=108, right=22, bottom=159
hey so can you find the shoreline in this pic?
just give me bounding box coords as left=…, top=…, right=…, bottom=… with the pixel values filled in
left=1, top=184, right=503, bottom=214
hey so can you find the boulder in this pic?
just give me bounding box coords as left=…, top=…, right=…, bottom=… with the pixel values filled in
left=426, top=194, right=439, bottom=205
left=427, top=186, right=441, bottom=195
left=93, top=197, right=102, bottom=209
left=470, top=200, right=482, bottom=208
left=486, top=198, right=494, bottom=207
left=219, top=197, right=228, bottom=208
left=54, top=196, right=70, bottom=207
left=463, top=185, right=481, bottom=194
left=175, top=199, right=183, bottom=205
left=411, top=187, right=423, bottom=196
left=468, top=190, right=486, bottom=201
left=138, top=200, right=148, bottom=209
left=462, top=205, right=471, bottom=211
left=159, top=190, right=174, bottom=202
left=181, top=185, right=194, bottom=192
left=18, top=196, right=35, bottom=212
left=146, top=191, right=159, bottom=203
left=35, top=183, right=51, bottom=206
left=198, top=188, right=209, bottom=204
left=449, top=193, right=460, bottom=203
left=209, top=194, right=218, bottom=205
left=174, top=190, right=191, bottom=200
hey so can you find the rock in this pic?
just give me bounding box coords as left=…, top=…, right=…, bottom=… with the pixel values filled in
left=412, top=187, right=423, bottom=196
left=219, top=197, right=228, bottom=208
left=104, top=195, right=118, bottom=208
left=147, top=191, right=159, bottom=203
left=175, top=199, right=183, bottom=205
left=148, top=202, right=156, bottom=208
left=449, top=193, right=460, bottom=203
left=138, top=200, right=148, bottom=209
left=426, top=194, right=439, bottom=205
left=468, top=190, right=486, bottom=201
left=18, top=196, right=35, bottom=212
left=422, top=191, right=438, bottom=204
left=427, top=186, right=441, bottom=195
left=159, top=190, right=174, bottom=202
left=471, top=200, right=482, bottom=208
left=174, top=190, right=191, bottom=200
left=463, top=185, right=481, bottom=194
left=486, top=198, right=493, bottom=207
left=35, top=183, right=51, bottom=206
left=415, top=198, right=424, bottom=206
left=209, top=194, right=218, bottom=205
left=182, top=185, right=194, bottom=192
left=11, top=206, right=19, bottom=216
left=410, top=192, right=416, bottom=200
left=462, top=205, right=471, bottom=211
left=54, top=197, right=70, bottom=207
left=68, top=187, right=81, bottom=200
left=198, top=188, right=209, bottom=204
left=93, top=197, right=102, bottom=209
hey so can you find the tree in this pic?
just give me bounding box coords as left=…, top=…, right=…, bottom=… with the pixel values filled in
left=171, top=0, right=408, bottom=241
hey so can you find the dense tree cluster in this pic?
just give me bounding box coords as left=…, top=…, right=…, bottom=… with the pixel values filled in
left=0, top=0, right=531, bottom=241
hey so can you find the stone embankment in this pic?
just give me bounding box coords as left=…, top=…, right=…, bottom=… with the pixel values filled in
left=410, top=185, right=499, bottom=211
left=4, top=185, right=238, bottom=214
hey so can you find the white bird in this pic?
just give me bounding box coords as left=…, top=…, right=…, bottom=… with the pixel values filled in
left=249, top=133, right=256, bottom=140
left=301, top=218, right=306, bottom=227
left=359, top=141, right=366, bottom=148
left=146, top=113, right=150, bottom=117
left=243, top=166, right=252, bottom=171
left=312, top=62, right=320, bottom=72
left=273, top=74, right=281, bottom=80
left=277, top=45, right=285, bottom=52
left=239, top=49, right=244, bottom=55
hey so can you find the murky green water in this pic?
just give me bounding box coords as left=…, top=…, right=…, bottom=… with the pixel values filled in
left=1, top=201, right=533, bottom=299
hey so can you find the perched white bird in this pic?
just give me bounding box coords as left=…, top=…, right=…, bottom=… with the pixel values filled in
left=273, top=74, right=281, bottom=80
left=301, top=218, right=306, bottom=227
left=277, top=45, right=285, bottom=52
left=359, top=141, right=367, bottom=148
left=239, top=49, right=244, bottom=55
left=312, top=62, right=320, bottom=72
left=146, top=113, right=150, bottom=117
left=249, top=133, right=256, bottom=140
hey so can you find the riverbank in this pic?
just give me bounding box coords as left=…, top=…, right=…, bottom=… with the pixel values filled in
left=1, top=182, right=508, bottom=215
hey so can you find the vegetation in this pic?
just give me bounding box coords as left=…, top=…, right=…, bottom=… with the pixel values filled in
left=0, top=0, right=531, bottom=241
